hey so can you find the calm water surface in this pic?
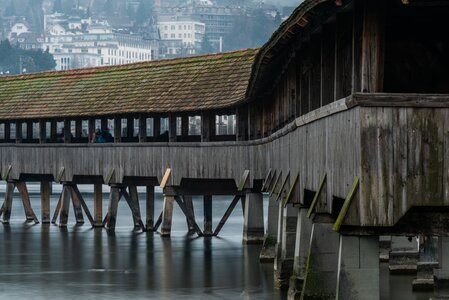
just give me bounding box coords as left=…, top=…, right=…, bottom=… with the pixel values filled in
left=0, top=184, right=284, bottom=299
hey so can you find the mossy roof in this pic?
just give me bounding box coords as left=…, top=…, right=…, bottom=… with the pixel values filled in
left=0, top=48, right=258, bottom=120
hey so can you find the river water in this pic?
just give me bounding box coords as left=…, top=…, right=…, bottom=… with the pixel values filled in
left=0, top=184, right=435, bottom=299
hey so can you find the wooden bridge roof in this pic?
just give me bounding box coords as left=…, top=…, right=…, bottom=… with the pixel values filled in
left=0, top=48, right=258, bottom=120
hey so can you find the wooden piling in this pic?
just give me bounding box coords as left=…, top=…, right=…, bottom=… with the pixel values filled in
left=69, top=185, right=84, bottom=224
left=93, top=183, right=103, bottom=227
left=146, top=186, right=154, bottom=231
left=52, top=192, right=62, bottom=224
left=59, top=184, right=71, bottom=227
left=184, top=195, right=196, bottom=234
left=161, top=193, right=174, bottom=237
left=106, top=185, right=120, bottom=231
left=204, top=195, right=213, bottom=236
left=2, top=181, right=15, bottom=224
left=71, top=184, right=94, bottom=226
left=40, top=181, right=51, bottom=223
left=125, top=185, right=145, bottom=230
left=16, top=181, right=39, bottom=223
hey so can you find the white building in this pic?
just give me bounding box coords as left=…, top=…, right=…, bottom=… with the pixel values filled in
left=43, top=15, right=158, bottom=70
left=158, top=17, right=205, bottom=55
left=8, top=21, right=30, bottom=40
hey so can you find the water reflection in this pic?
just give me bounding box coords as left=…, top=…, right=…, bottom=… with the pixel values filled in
left=0, top=189, right=281, bottom=299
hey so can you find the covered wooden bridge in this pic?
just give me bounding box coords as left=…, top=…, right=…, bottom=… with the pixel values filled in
left=1, top=0, right=449, bottom=298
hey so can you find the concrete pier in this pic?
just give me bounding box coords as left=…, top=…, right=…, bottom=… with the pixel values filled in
left=336, top=235, right=379, bottom=300
left=434, top=237, right=449, bottom=298
left=260, top=193, right=279, bottom=262
left=274, top=202, right=296, bottom=288
left=389, top=236, right=419, bottom=274
left=243, top=192, right=264, bottom=244
left=413, top=236, right=438, bottom=291
left=287, top=207, right=312, bottom=299
left=301, top=221, right=339, bottom=299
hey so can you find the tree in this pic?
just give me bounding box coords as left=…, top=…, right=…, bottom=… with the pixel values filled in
left=4, top=0, right=16, bottom=16
left=53, top=0, right=63, bottom=13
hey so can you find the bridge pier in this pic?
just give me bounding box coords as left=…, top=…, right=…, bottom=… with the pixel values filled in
left=413, top=236, right=438, bottom=290
left=184, top=195, right=196, bottom=234
left=434, top=237, right=449, bottom=298
left=287, top=207, right=312, bottom=299
left=336, top=235, right=380, bottom=300
left=389, top=236, right=419, bottom=274
left=301, top=219, right=339, bottom=299
left=58, top=183, right=72, bottom=227
left=260, top=192, right=279, bottom=262
left=274, top=202, right=296, bottom=288
left=242, top=192, right=264, bottom=244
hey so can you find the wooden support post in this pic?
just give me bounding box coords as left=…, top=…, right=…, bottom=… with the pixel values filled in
left=168, top=114, right=176, bottom=142
left=181, top=115, right=189, bottom=139
left=50, top=120, right=57, bottom=143
left=75, top=119, right=82, bottom=139
left=321, top=24, right=336, bottom=105
left=236, top=106, right=248, bottom=141
left=138, top=114, right=147, bottom=142
left=4, top=122, right=10, bottom=141
left=59, top=184, right=71, bottom=227
left=39, top=120, right=46, bottom=143
left=101, top=118, right=108, bottom=131
left=113, top=116, right=121, bottom=143
left=68, top=185, right=84, bottom=224
left=213, top=195, right=241, bottom=236
left=15, top=121, right=22, bottom=143
left=93, top=183, right=103, bottom=227
left=88, top=118, right=95, bottom=143
left=153, top=211, right=163, bottom=231
left=161, top=190, right=175, bottom=237
left=360, top=0, right=385, bottom=93
left=2, top=181, right=15, bottom=224
left=174, top=196, right=203, bottom=236
left=26, top=121, right=33, bottom=140
left=106, top=185, right=120, bottom=231
left=203, top=195, right=213, bottom=236
left=126, top=185, right=145, bottom=230
left=126, top=117, right=134, bottom=139
left=63, top=119, right=71, bottom=143
left=51, top=192, right=62, bottom=224
left=16, top=181, right=39, bottom=223
left=201, top=111, right=215, bottom=142
left=335, top=12, right=354, bottom=100
left=40, top=181, right=51, bottom=223
left=184, top=195, right=195, bottom=234
left=146, top=186, right=154, bottom=230
left=153, top=116, right=160, bottom=138
left=71, top=184, right=94, bottom=226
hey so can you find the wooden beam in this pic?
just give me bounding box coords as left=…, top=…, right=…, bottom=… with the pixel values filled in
left=26, top=121, right=33, bottom=140
left=4, top=122, right=10, bottom=141
left=40, top=181, right=51, bottom=223
left=50, top=120, right=57, bottom=143
left=138, top=114, right=147, bottom=143
left=183, top=195, right=195, bottom=234
left=59, top=184, right=71, bottom=227
left=16, top=181, right=39, bottom=223
left=335, top=12, right=354, bottom=100
left=203, top=195, right=213, bottom=236
left=181, top=115, right=189, bottom=138
left=75, top=119, right=82, bottom=139
left=69, top=185, right=85, bottom=224
left=153, top=116, right=161, bottom=138
left=105, top=185, right=120, bottom=231
left=125, top=185, right=145, bottom=230
left=307, top=174, right=327, bottom=218
left=39, top=120, right=46, bottom=143
left=333, top=177, right=359, bottom=232
left=213, top=195, right=241, bottom=236
left=15, top=121, right=22, bottom=143
left=113, top=116, right=121, bottom=143
left=174, top=195, right=203, bottom=236
left=71, top=184, right=94, bottom=226
left=168, top=114, right=177, bottom=142
left=63, top=119, right=71, bottom=143
left=88, top=118, right=95, bottom=143
left=51, top=192, right=62, bottom=224
left=126, top=117, right=134, bottom=138
left=146, top=186, right=155, bottom=230
left=93, top=183, right=103, bottom=227
left=360, top=0, right=386, bottom=92
left=2, top=181, right=15, bottom=224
